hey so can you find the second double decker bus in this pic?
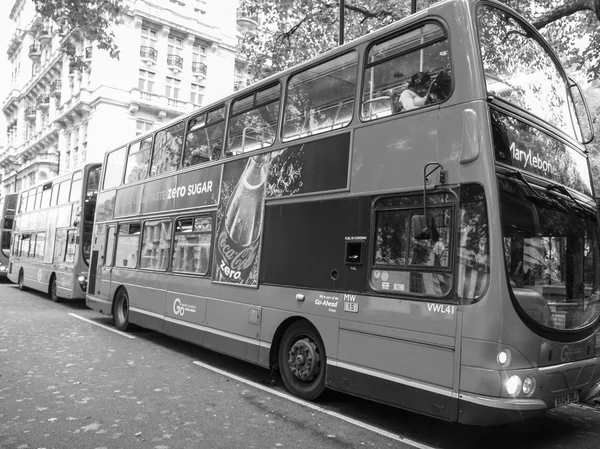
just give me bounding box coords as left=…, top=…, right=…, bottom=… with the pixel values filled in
left=87, top=0, right=600, bottom=425
left=0, top=193, right=18, bottom=277
left=9, top=163, right=101, bottom=301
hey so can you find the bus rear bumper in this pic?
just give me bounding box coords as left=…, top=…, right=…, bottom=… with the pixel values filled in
left=458, top=393, right=547, bottom=425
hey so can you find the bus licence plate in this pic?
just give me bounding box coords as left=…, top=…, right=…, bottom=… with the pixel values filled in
left=554, top=391, right=579, bottom=407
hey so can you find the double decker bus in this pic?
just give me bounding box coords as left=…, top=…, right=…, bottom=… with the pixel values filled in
left=87, top=0, right=600, bottom=424
left=0, top=193, right=18, bottom=277
left=9, top=163, right=101, bottom=301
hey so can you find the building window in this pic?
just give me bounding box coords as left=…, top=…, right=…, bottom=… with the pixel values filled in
left=192, top=43, right=206, bottom=64
left=190, top=83, right=204, bottom=106
left=141, top=26, right=158, bottom=48
left=168, top=35, right=183, bottom=57
left=138, top=69, right=155, bottom=93
left=165, top=76, right=181, bottom=99
left=136, top=119, right=154, bottom=136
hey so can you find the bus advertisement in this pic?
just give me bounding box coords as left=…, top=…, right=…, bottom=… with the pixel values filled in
left=0, top=193, right=18, bottom=277
left=8, top=163, right=101, bottom=301
left=86, top=0, right=600, bottom=425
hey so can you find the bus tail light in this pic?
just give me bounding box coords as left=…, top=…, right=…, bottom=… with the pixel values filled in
left=460, top=109, right=481, bottom=164
left=77, top=275, right=87, bottom=291
left=506, top=375, right=522, bottom=396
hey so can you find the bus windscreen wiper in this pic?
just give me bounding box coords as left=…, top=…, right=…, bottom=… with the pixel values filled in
left=545, top=183, right=588, bottom=215
left=503, top=169, right=542, bottom=197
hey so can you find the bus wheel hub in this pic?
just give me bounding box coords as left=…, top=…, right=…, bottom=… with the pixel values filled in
left=288, top=338, right=319, bottom=381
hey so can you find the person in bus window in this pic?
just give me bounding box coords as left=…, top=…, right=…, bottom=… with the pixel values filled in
left=400, top=72, right=431, bottom=111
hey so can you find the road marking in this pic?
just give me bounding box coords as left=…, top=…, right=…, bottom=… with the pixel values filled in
left=193, top=360, right=437, bottom=449
left=68, top=313, right=135, bottom=339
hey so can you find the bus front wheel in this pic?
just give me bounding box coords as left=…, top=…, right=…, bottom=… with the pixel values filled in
left=278, top=321, right=326, bottom=401
left=17, top=270, right=26, bottom=291
left=113, top=289, right=131, bottom=332
left=49, top=275, right=60, bottom=303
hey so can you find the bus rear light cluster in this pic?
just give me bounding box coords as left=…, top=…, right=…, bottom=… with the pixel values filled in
left=505, top=375, right=536, bottom=397
left=77, top=275, right=87, bottom=291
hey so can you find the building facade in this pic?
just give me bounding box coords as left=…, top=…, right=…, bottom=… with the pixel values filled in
left=1, top=0, right=249, bottom=195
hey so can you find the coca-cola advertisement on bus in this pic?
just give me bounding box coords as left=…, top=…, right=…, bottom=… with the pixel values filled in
left=213, top=132, right=351, bottom=285
left=213, top=153, right=270, bottom=285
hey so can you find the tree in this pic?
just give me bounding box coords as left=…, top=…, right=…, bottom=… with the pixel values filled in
left=33, top=0, right=124, bottom=67
left=238, top=0, right=600, bottom=81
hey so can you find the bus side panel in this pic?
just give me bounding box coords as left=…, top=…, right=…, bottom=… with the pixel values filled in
left=260, top=197, right=371, bottom=292
left=351, top=112, right=440, bottom=195
left=163, top=290, right=208, bottom=348
left=113, top=269, right=166, bottom=332
left=203, top=297, right=261, bottom=364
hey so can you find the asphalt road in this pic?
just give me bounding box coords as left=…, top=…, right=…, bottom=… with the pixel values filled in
left=1, top=279, right=600, bottom=449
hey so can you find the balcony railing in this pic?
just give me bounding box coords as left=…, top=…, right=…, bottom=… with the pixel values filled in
left=140, top=46, right=157, bottom=62
left=38, top=26, right=52, bottom=45
left=29, top=44, right=42, bottom=60
left=37, top=95, right=50, bottom=108
left=167, top=54, right=183, bottom=70
left=192, top=62, right=207, bottom=76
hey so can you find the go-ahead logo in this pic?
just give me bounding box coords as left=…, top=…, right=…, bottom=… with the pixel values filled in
left=173, top=297, right=197, bottom=316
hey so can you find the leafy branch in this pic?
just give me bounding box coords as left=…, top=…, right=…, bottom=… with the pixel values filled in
left=33, top=0, right=124, bottom=68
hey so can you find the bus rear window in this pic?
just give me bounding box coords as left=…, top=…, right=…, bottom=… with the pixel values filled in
left=283, top=52, right=357, bottom=141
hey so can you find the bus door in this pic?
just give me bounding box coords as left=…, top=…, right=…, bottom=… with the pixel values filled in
left=96, top=225, right=116, bottom=302
left=336, top=201, right=458, bottom=421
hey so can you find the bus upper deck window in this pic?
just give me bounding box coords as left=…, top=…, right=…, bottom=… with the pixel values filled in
left=227, top=84, right=280, bottom=156
left=103, top=146, right=127, bottom=190
left=151, top=121, right=185, bottom=176
left=124, top=137, right=152, bottom=184
left=183, top=106, right=225, bottom=167
left=283, top=52, right=357, bottom=141
left=361, top=23, right=451, bottom=121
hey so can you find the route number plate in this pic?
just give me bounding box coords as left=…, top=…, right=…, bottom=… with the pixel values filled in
left=554, top=390, right=579, bottom=407
left=344, top=302, right=359, bottom=313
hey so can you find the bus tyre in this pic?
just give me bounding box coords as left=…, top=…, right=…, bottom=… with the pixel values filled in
left=49, top=276, right=60, bottom=303
left=114, top=289, right=131, bottom=332
left=17, top=270, right=26, bottom=291
left=278, top=321, right=326, bottom=401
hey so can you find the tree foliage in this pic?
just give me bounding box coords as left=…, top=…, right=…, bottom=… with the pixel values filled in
left=238, top=0, right=599, bottom=82
left=33, top=0, right=124, bottom=63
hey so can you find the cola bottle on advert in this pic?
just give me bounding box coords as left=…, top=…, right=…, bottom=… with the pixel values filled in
left=215, top=153, right=270, bottom=283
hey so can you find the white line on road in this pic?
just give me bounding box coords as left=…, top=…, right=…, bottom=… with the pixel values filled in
left=192, top=360, right=437, bottom=449
left=68, top=313, right=135, bottom=339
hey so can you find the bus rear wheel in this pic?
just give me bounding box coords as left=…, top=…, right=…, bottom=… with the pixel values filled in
left=113, top=289, right=131, bottom=332
left=49, top=275, right=60, bottom=303
left=17, top=270, right=26, bottom=291
left=278, top=321, right=326, bottom=401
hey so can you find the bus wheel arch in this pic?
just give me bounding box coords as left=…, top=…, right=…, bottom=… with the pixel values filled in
left=17, top=269, right=26, bottom=291
left=275, top=318, right=327, bottom=401
left=112, top=286, right=131, bottom=332
left=48, top=274, right=60, bottom=302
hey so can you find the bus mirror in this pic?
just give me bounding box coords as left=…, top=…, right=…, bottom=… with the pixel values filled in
left=569, top=78, right=594, bottom=144
left=412, top=215, right=430, bottom=240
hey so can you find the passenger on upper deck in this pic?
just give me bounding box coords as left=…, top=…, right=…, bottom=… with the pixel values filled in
left=399, top=72, right=431, bottom=111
